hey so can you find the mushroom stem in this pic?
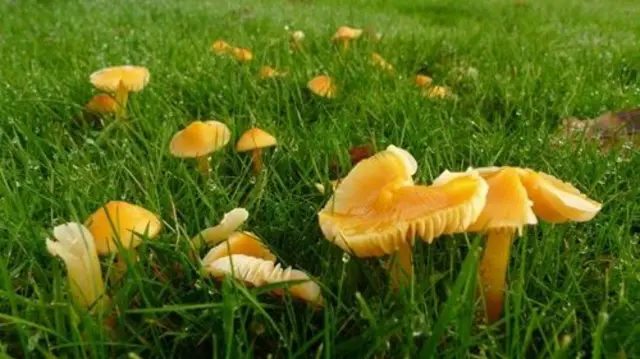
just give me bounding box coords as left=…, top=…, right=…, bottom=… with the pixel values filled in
left=341, top=39, right=349, bottom=52
left=478, top=228, right=515, bottom=323
left=387, top=243, right=413, bottom=289
left=196, top=156, right=211, bottom=176
left=114, top=84, right=129, bottom=120
left=251, top=149, right=263, bottom=175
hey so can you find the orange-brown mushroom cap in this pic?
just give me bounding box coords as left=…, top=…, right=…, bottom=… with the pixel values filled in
left=85, top=94, right=119, bottom=114
left=414, top=74, right=433, bottom=88
left=318, top=145, right=489, bottom=257
left=89, top=65, right=150, bottom=93
left=423, top=86, right=450, bottom=99
left=259, top=66, right=287, bottom=80
left=201, top=231, right=276, bottom=265
left=332, top=26, right=363, bottom=41
left=170, top=120, right=231, bottom=158
left=307, top=75, right=336, bottom=98
left=231, top=47, right=253, bottom=62
left=211, top=40, right=231, bottom=54
left=235, top=127, right=277, bottom=152
left=84, top=201, right=162, bottom=255
left=370, top=53, right=394, bottom=72
left=204, top=254, right=323, bottom=306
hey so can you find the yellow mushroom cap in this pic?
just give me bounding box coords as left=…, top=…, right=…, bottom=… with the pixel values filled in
left=231, top=47, right=253, bottom=62
left=201, top=231, right=276, bottom=265
left=424, top=85, right=450, bottom=99
left=318, top=145, right=488, bottom=257
left=370, top=52, right=393, bottom=72
left=307, top=75, right=336, bottom=98
left=292, top=30, right=305, bottom=42
left=235, top=127, right=277, bottom=152
left=84, top=201, right=162, bottom=255
left=414, top=74, right=433, bottom=88
left=204, top=254, right=323, bottom=306
left=192, top=208, right=249, bottom=246
left=170, top=120, right=231, bottom=158
left=85, top=94, right=119, bottom=114
left=332, top=26, right=363, bottom=41
left=211, top=40, right=231, bottom=54
left=259, top=66, right=286, bottom=80
left=89, top=65, right=150, bottom=93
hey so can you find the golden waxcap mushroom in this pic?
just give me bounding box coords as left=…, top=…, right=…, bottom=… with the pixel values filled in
left=201, top=231, right=276, bottom=264
left=332, top=25, right=363, bottom=50
left=204, top=254, right=324, bottom=306
left=191, top=208, right=249, bottom=249
left=436, top=166, right=602, bottom=323
left=370, top=52, right=394, bottom=72
left=307, top=75, right=336, bottom=98
left=85, top=200, right=162, bottom=256
left=423, top=85, right=451, bottom=99
left=231, top=47, right=253, bottom=62
left=259, top=66, right=287, bottom=80
left=170, top=120, right=231, bottom=175
left=89, top=65, right=150, bottom=118
left=211, top=40, right=231, bottom=54
left=414, top=74, right=433, bottom=88
left=236, top=127, right=277, bottom=175
left=85, top=94, right=119, bottom=114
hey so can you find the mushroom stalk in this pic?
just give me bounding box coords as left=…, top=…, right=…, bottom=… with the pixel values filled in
left=478, top=228, right=515, bottom=323
left=251, top=149, right=263, bottom=174
left=196, top=156, right=211, bottom=176
left=114, top=84, right=129, bottom=119
left=387, top=243, right=413, bottom=289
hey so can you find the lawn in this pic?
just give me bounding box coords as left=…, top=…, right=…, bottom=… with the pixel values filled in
left=1, top=0, right=639, bottom=357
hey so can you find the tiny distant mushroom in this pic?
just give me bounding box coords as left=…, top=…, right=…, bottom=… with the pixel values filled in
left=169, top=120, right=231, bottom=176
left=236, top=127, right=277, bottom=175
left=211, top=40, right=232, bottom=54
left=291, top=30, right=305, bottom=51
left=231, top=47, right=253, bottom=62
left=89, top=65, right=150, bottom=119
left=259, top=66, right=287, bottom=80
left=414, top=74, right=433, bottom=88
left=203, top=254, right=324, bottom=307
left=423, top=85, right=451, bottom=99
left=307, top=75, right=336, bottom=98
left=437, top=166, right=602, bottom=323
left=191, top=208, right=249, bottom=250
left=370, top=52, right=394, bottom=72
left=332, top=25, right=363, bottom=51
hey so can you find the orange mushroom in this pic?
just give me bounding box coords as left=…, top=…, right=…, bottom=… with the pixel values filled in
left=211, top=40, right=232, bottom=54
left=191, top=208, right=249, bottom=250
left=231, top=47, right=253, bottom=62
left=370, top=52, right=394, bottom=73
left=437, top=166, right=602, bottom=322
left=318, top=145, right=489, bottom=287
left=414, top=74, right=433, bottom=88
left=259, top=66, right=287, bottom=80
left=332, top=25, right=363, bottom=51
left=89, top=65, right=150, bottom=119
left=307, top=75, right=336, bottom=98
left=169, top=120, right=231, bottom=175
left=236, top=127, right=277, bottom=175
left=201, top=231, right=276, bottom=264
left=85, top=94, right=119, bottom=115
left=423, top=85, right=451, bottom=99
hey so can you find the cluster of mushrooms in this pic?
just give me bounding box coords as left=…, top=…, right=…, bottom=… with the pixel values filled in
left=47, top=26, right=603, bottom=326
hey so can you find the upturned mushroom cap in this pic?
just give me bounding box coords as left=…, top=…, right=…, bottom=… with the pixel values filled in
left=204, top=254, right=323, bottom=306
left=192, top=208, right=249, bottom=246
left=307, top=75, right=336, bottom=98
left=201, top=231, right=276, bottom=265
left=236, top=127, right=277, bottom=152
left=318, top=145, right=489, bottom=257
left=85, top=201, right=162, bottom=255
left=89, top=65, right=150, bottom=93
left=170, top=120, right=231, bottom=158
left=414, top=74, right=433, bottom=88
left=231, top=47, right=253, bottom=62
left=85, top=94, right=119, bottom=114
left=212, top=40, right=231, bottom=54
left=332, top=26, right=363, bottom=41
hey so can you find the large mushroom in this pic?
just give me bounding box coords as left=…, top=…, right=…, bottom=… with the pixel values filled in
left=236, top=127, right=277, bottom=175
left=332, top=26, right=363, bottom=51
left=89, top=65, right=150, bottom=119
left=318, top=145, right=489, bottom=287
left=170, top=120, right=231, bottom=176
left=436, top=166, right=602, bottom=322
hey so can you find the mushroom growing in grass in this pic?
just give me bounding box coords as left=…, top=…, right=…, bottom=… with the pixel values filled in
left=85, top=94, right=119, bottom=115
left=435, top=167, right=602, bottom=323
left=291, top=30, right=305, bottom=51
left=236, top=127, right=277, bottom=175
left=318, top=145, right=489, bottom=288
left=89, top=65, right=150, bottom=119
left=332, top=25, right=363, bottom=51
left=423, top=85, right=452, bottom=99
left=201, top=231, right=276, bottom=264
left=307, top=75, right=336, bottom=98
left=45, top=222, right=107, bottom=312
left=370, top=52, right=394, bottom=73
left=259, top=66, right=287, bottom=80
left=191, top=208, right=249, bottom=250
left=414, top=74, right=433, bottom=88
left=85, top=200, right=162, bottom=274
left=231, top=47, right=253, bottom=62
left=211, top=40, right=232, bottom=54
left=170, top=120, right=231, bottom=176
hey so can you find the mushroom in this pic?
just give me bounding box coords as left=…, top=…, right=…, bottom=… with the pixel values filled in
left=259, top=66, right=287, bottom=80
left=169, top=120, right=231, bottom=176
left=423, top=85, right=451, bottom=99
left=370, top=52, right=394, bottom=73
left=318, top=145, right=489, bottom=287
left=191, top=208, right=249, bottom=250
left=203, top=254, right=324, bottom=306
left=85, top=94, right=119, bottom=115
left=235, top=127, right=277, bottom=175
left=414, top=74, right=433, bottom=88
left=201, top=231, right=276, bottom=264
left=307, top=75, right=336, bottom=98
left=45, top=222, right=107, bottom=312
left=436, top=167, right=602, bottom=322
left=291, top=30, right=305, bottom=51
left=231, top=47, right=253, bottom=62
left=84, top=200, right=162, bottom=273
left=331, top=25, right=363, bottom=51
left=211, top=40, right=232, bottom=54
left=89, top=65, right=150, bottom=119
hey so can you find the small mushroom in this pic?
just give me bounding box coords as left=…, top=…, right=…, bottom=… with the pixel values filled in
left=201, top=231, right=276, bottom=264
left=423, top=85, right=451, bottom=99
left=203, top=254, right=324, bottom=306
left=231, top=47, right=253, bottom=62
left=414, top=74, right=433, bottom=88
left=318, top=145, right=489, bottom=287
left=89, top=65, right=150, bottom=119
left=291, top=30, right=305, bottom=51
left=170, top=120, right=231, bottom=176
left=236, top=127, right=277, bottom=175
left=370, top=52, right=394, bottom=73
left=191, top=208, right=249, bottom=250
left=45, top=222, right=107, bottom=312
left=211, top=40, right=232, bottom=54
left=307, top=75, right=336, bottom=98
left=332, top=25, right=363, bottom=51
left=437, top=167, right=602, bottom=322
left=259, top=66, right=287, bottom=80
left=84, top=200, right=162, bottom=274
left=85, top=94, right=119, bottom=115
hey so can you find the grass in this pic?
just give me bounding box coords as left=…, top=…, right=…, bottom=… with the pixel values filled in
left=1, top=0, right=639, bottom=357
